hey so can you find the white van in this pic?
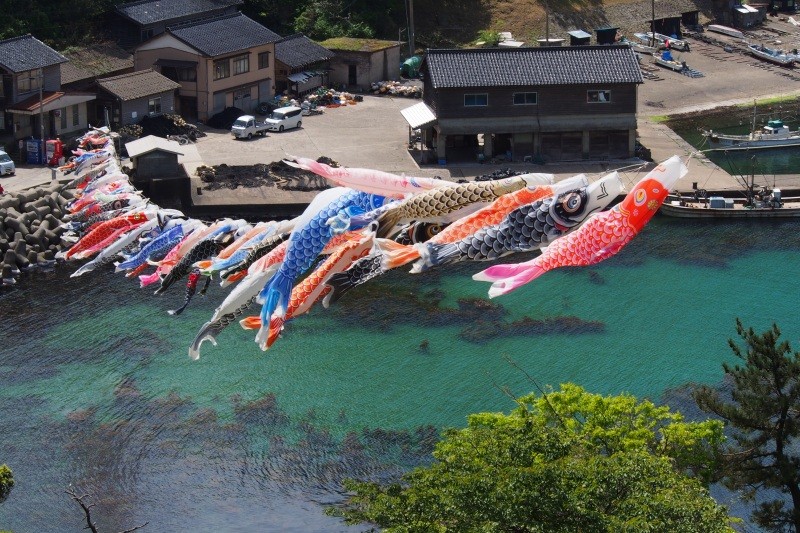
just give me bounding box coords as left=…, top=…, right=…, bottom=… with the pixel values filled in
left=265, top=106, right=303, bottom=132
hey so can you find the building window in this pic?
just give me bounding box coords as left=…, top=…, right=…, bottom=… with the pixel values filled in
left=162, top=66, right=197, bottom=82
left=214, top=59, right=230, bottom=80
left=464, top=93, right=488, bottom=107
left=587, top=90, right=611, bottom=103
left=513, top=92, right=538, bottom=105
left=60, top=107, right=67, bottom=130
left=233, top=54, right=250, bottom=75
left=148, top=97, right=162, bottom=115
left=72, top=105, right=80, bottom=126
left=141, top=28, right=153, bottom=41
left=258, top=52, right=270, bottom=69
left=17, top=70, right=42, bottom=93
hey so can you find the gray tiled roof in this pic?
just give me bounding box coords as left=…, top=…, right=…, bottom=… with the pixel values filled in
left=423, top=46, right=643, bottom=89
left=116, top=0, right=242, bottom=25
left=0, top=34, right=67, bottom=73
left=97, top=69, right=180, bottom=100
left=168, top=12, right=280, bottom=57
left=275, top=34, right=334, bottom=69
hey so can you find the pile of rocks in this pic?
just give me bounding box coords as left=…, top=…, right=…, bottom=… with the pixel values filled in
left=0, top=185, right=72, bottom=285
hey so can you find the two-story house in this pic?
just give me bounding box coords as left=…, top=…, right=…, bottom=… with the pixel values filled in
left=113, top=0, right=243, bottom=50
left=134, top=12, right=280, bottom=122
left=414, top=45, right=642, bottom=163
left=0, top=34, right=97, bottom=145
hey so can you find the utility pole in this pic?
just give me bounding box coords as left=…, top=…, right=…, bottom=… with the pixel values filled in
left=651, top=0, right=656, bottom=48
left=406, top=0, right=415, bottom=57
left=38, top=68, right=45, bottom=165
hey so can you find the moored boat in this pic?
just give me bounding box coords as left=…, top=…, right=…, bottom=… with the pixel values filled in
left=703, top=119, right=800, bottom=150
left=660, top=168, right=800, bottom=218
left=634, top=32, right=690, bottom=51
left=653, top=50, right=686, bottom=72
left=747, top=43, right=794, bottom=67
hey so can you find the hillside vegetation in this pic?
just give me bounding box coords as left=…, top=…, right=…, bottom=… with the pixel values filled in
left=1, top=0, right=715, bottom=51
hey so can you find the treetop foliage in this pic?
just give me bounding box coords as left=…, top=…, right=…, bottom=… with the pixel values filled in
left=332, top=384, right=735, bottom=532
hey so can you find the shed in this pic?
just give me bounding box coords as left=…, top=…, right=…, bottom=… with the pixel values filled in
left=568, top=30, right=592, bottom=46
left=318, top=37, right=401, bottom=90
left=275, top=34, right=334, bottom=95
left=594, top=27, right=619, bottom=45
left=96, top=69, right=180, bottom=127
left=733, top=3, right=764, bottom=28
left=681, top=10, right=701, bottom=28
left=771, top=0, right=796, bottom=12
left=125, top=135, right=184, bottom=180
left=650, top=16, right=683, bottom=37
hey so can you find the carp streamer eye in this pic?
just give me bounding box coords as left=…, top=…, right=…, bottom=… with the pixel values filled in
left=561, top=192, right=583, bottom=214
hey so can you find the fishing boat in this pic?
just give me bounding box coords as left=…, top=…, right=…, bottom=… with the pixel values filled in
left=634, top=31, right=690, bottom=51
left=660, top=163, right=800, bottom=218
left=653, top=50, right=686, bottom=72
left=747, top=43, right=795, bottom=67
left=703, top=119, right=800, bottom=150
left=620, top=36, right=660, bottom=55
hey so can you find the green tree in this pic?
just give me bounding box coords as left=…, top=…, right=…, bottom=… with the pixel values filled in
left=477, top=29, right=501, bottom=47
left=0, top=464, right=13, bottom=504
left=331, top=383, right=734, bottom=532
left=694, top=319, right=800, bottom=532
left=293, top=0, right=375, bottom=41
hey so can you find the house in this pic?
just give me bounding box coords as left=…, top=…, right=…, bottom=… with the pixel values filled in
left=0, top=34, right=96, bottom=144
left=413, top=46, right=642, bottom=163
left=60, top=42, right=134, bottom=92
left=318, top=37, right=401, bottom=90
left=134, top=12, right=280, bottom=121
left=96, top=69, right=180, bottom=127
left=113, top=0, right=243, bottom=50
left=274, top=34, right=334, bottom=96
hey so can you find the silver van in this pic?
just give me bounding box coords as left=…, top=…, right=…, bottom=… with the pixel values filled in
left=265, top=106, right=303, bottom=132
left=0, top=150, right=15, bottom=176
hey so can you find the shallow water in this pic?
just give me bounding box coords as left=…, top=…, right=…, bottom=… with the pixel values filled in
left=2, top=216, right=800, bottom=531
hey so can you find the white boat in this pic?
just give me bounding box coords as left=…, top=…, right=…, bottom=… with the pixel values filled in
left=703, top=119, right=800, bottom=150
left=707, top=24, right=745, bottom=40
left=620, top=37, right=660, bottom=54
left=653, top=50, right=686, bottom=72
left=635, top=31, right=690, bottom=51
left=747, top=44, right=795, bottom=66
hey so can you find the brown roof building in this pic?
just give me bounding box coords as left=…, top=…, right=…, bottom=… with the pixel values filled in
left=96, top=69, right=180, bottom=126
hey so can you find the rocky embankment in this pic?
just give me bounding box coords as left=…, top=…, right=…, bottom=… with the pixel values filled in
left=0, top=185, right=73, bottom=285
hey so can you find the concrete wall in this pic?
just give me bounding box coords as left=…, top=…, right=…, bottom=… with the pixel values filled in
left=134, top=151, right=181, bottom=179
left=327, top=45, right=401, bottom=89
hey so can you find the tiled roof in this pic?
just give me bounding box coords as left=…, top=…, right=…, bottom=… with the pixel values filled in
left=168, top=12, right=280, bottom=57
left=61, top=42, right=134, bottom=85
left=423, top=46, right=642, bottom=89
left=116, top=0, right=242, bottom=25
left=0, top=34, right=67, bottom=73
left=275, top=34, right=334, bottom=68
left=97, top=69, right=180, bottom=101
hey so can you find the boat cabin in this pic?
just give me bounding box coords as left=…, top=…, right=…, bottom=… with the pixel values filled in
left=762, top=119, right=790, bottom=136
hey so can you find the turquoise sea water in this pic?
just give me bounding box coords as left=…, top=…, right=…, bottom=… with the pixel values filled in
left=2, top=216, right=800, bottom=531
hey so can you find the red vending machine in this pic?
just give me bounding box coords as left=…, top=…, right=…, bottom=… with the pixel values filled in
left=46, top=138, right=64, bottom=167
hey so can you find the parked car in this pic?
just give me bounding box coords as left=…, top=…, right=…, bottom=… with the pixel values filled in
left=265, top=106, right=303, bottom=132
left=230, top=115, right=270, bottom=139
left=0, top=150, right=15, bottom=176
